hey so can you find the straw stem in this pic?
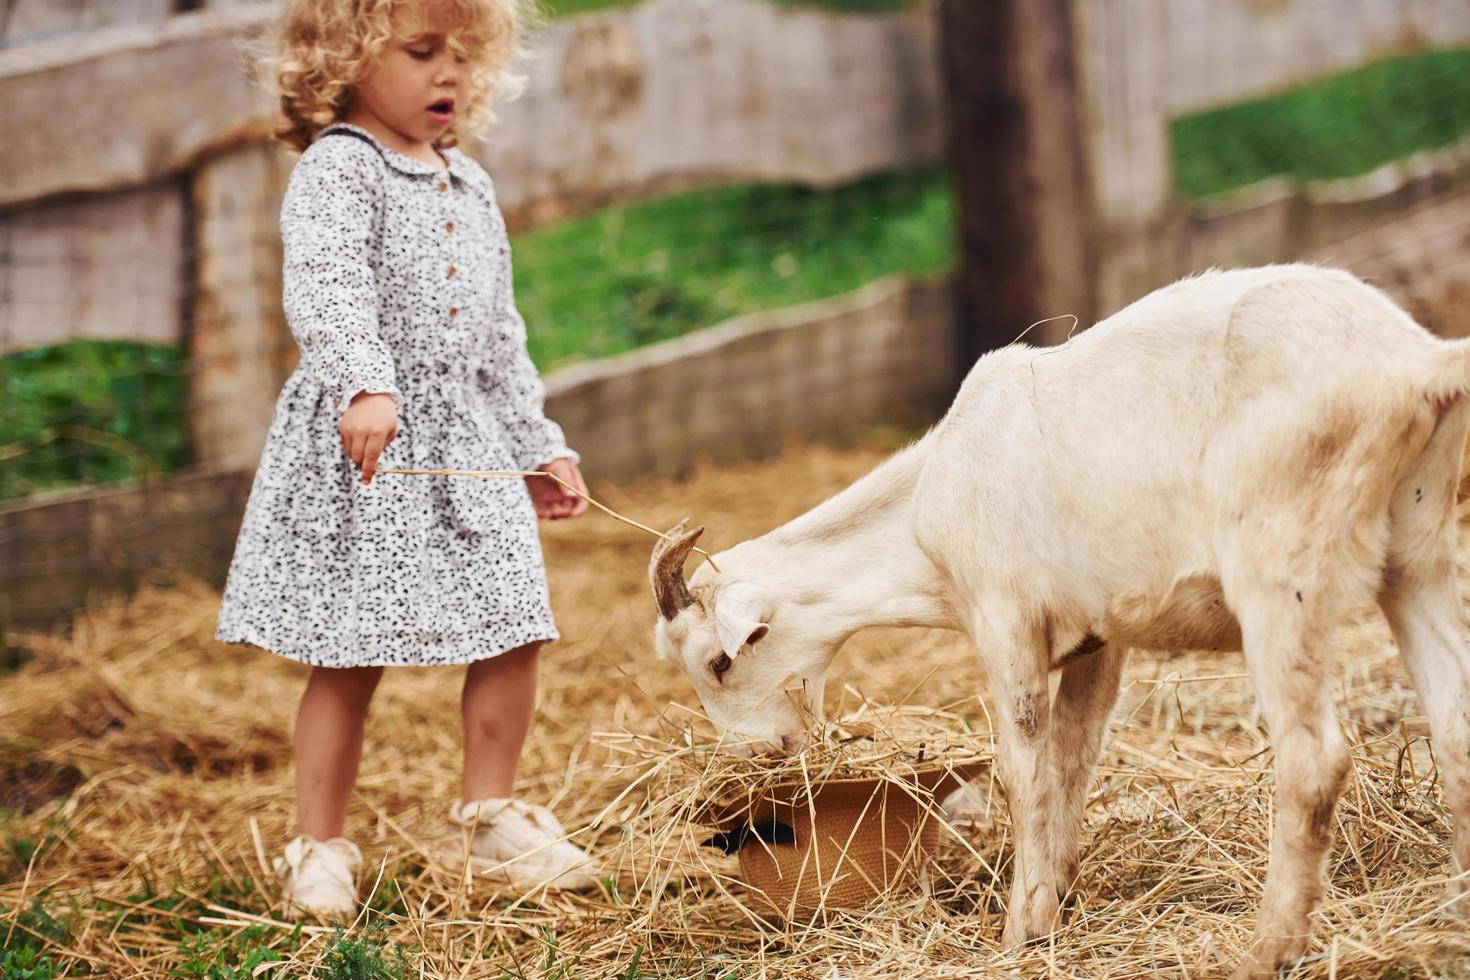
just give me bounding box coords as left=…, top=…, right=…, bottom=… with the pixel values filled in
left=378, top=467, right=722, bottom=572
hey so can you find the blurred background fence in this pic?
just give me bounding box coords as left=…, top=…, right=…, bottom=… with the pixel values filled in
left=3, top=0, right=1470, bottom=628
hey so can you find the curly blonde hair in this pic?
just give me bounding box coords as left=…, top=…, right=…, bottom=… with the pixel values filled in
left=270, top=0, right=534, bottom=152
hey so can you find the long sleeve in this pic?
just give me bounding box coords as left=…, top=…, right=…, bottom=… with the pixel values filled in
left=479, top=287, right=578, bottom=470
left=280, top=137, right=401, bottom=413
left=477, top=238, right=577, bottom=471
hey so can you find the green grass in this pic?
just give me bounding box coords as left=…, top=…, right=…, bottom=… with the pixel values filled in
left=312, top=924, right=411, bottom=980
left=1172, top=48, right=1470, bottom=199
left=0, top=341, right=188, bottom=502
left=541, top=0, right=906, bottom=16
left=170, top=926, right=288, bottom=980
left=0, top=945, right=60, bottom=980
left=0, top=882, right=312, bottom=978
left=1, top=895, right=71, bottom=979
left=513, top=167, right=955, bottom=368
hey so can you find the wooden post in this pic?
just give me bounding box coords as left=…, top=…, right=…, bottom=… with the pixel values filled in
left=185, top=143, right=295, bottom=470
left=937, top=0, right=1095, bottom=368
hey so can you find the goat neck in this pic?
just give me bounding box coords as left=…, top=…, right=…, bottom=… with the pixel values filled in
left=700, top=435, right=952, bottom=642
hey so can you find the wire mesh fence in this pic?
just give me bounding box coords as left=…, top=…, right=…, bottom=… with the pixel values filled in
left=1159, top=39, right=1470, bottom=337
left=1073, top=0, right=1470, bottom=319
left=0, top=164, right=955, bottom=502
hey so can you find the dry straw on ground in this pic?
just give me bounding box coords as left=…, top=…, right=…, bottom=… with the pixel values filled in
left=4, top=438, right=1470, bottom=977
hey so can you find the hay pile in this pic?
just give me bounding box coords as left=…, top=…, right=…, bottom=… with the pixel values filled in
left=3, top=437, right=1470, bottom=977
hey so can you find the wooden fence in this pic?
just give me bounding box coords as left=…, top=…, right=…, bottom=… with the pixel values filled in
left=1, top=0, right=944, bottom=472
left=1073, top=0, right=1470, bottom=316
left=7, top=0, right=1470, bottom=627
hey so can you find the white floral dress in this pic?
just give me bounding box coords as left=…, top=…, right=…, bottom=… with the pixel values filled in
left=216, top=124, right=574, bottom=667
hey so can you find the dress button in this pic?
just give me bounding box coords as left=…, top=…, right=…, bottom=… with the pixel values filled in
left=449, top=306, right=459, bottom=317
left=437, top=180, right=448, bottom=192
left=447, top=265, right=457, bottom=277
left=445, top=221, right=455, bottom=233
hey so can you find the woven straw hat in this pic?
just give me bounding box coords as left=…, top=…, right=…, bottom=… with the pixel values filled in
left=701, top=761, right=986, bottom=919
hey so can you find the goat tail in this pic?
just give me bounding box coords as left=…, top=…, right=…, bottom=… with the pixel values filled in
left=1425, top=336, right=1470, bottom=414
left=1421, top=339, right=1470, bottom=498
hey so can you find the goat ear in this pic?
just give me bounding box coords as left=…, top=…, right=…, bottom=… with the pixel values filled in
left=715, top=583, right=770, bottom=659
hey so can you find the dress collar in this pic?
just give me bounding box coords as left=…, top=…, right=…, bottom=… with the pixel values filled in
left=319, top=123, right=473, bottom=182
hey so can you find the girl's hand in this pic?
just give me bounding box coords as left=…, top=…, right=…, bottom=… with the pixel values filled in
left=529, top=458, right=589, bottom=520
left=340, top=392, right=399, bottom=484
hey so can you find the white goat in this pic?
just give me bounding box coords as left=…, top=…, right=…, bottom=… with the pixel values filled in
left=648, top=265, right=1470, bottom=977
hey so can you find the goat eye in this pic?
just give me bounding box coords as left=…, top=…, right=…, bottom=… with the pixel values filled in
left=710, top=653, right=732, bottom=677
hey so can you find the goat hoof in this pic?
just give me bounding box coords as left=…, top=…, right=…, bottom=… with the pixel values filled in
left=999, top=914, right=1058, bottom=950
left=1000, top=918, right=1049, bottom=950
left=1232, top=931, right=1309, bottom=980
left=999, top=919, right=1029, bottom=951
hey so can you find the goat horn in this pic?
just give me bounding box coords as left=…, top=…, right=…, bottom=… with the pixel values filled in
left=650, top=519, right=705, bottom=620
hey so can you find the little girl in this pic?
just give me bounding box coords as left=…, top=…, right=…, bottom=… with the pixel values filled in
left=216, top=0, right=600, bottom=917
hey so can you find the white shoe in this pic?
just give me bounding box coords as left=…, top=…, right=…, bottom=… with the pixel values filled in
left=438, top=798, right=602, bottom=891
left=273, top=835, right=361, bottom=919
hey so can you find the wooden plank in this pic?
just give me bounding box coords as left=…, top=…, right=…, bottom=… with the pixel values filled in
left=1159, top=0, right=1470, bottom=113
left=483, top=0, right=944, bottom=225
left=0, top=6, right=277, bottom=208
left=0, top=181, right=186, bottom=353
left=2, top=0, right=174, bottom=48
left=0, top=0, right=943, bottom=216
